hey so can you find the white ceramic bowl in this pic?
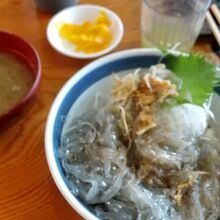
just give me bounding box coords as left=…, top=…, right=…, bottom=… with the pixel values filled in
left=47, top=4, right=124, bottom=59
left=45, top=48, right=220, bottom=219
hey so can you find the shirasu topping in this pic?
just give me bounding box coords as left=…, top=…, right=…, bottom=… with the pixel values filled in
left=59, top=63, right=220, bottom=220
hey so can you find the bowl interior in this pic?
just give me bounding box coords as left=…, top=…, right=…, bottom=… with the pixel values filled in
left=0, top=32, right=39, bottom=74
left=47, top=4, right=124, bottom=59
left=0, top=31, right=41, bottom=122
left=48, top=52, right=160, bottom=219
left=47, top=49, right=220, bottom=219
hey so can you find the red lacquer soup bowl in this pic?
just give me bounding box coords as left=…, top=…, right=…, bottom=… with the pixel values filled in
left=0, top=31, right=41, bottom=124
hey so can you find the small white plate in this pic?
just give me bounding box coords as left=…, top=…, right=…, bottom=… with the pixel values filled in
left=47, top=4, right=124, bottom=59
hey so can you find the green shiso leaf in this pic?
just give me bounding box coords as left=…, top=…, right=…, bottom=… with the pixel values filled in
left=166, top=53, right=218, bottom=106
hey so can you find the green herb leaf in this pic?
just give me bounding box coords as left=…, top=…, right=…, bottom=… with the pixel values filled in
left=159, top=47, right=168, bottom=55
left=166, top=53, right=218, bottom=106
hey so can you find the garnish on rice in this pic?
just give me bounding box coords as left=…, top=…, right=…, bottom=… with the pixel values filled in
left=112, top=66, right=177, bottom=136
left=166, top=53, right=218, bottom=105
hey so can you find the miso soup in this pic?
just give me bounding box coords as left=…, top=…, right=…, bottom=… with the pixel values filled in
left=0, top=52, right=34, bottom=115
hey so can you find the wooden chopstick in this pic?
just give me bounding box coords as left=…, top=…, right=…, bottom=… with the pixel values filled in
left=210, top=4, right=220, bottom=24
left=206, top=4, right=220, bottom=47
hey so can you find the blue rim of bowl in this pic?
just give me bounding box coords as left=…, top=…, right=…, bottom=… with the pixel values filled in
left=45, top=48, right=220, bottom=220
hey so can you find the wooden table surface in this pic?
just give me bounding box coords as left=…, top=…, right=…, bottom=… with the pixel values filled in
left=0, top=0, right=219, bottom=220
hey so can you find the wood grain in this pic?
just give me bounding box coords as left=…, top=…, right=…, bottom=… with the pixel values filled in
left=0, top=0, right=219, bottom=220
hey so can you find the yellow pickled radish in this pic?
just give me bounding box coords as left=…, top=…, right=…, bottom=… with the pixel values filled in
left=57, top=11, right=112, bottom=54
left=95, top=11, right=111, bottom=27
